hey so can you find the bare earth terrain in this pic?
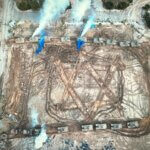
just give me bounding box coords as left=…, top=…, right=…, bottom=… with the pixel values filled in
left=0, top=0, right=150, bottom=150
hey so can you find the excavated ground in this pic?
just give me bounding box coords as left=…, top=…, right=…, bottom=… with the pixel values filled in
left=0, top=0, right=150, bottom=149
left=3, top=38, right=149, bottom=125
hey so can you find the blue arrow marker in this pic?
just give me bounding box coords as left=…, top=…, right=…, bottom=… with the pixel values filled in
left=35, top=30, right=46, bottom=55
left=76, top=38, right=85, bottom=51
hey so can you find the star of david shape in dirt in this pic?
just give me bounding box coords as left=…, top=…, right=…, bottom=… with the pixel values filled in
left=45, top=47, right=126, bottom=122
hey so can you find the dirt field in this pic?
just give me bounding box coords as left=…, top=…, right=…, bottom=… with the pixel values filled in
left=0, top=0, right=150, bottom=149
left=3, top=37, right=149, bottom=127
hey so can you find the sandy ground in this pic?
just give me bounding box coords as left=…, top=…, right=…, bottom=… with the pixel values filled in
left=10, top=131, right=150, bottom=150
left=0, top=0, right=150, bottom=149
left=0, top=0, right=40, bottom=78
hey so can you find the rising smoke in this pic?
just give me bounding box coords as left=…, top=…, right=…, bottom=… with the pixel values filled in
left=34, top=124, right=48, bottom=149
left=31, top=108, right=39, bottom=127
left=33, top=0, right=93, bottom=37
left=33, top=0, right=70, bottom=37
left=35, top=30, right=46, bottom=54
left=71, top=0, right=91, bottom=23
left=33, top=0, right=94, bottom=53
left=81, top=15, right=95, bottom=37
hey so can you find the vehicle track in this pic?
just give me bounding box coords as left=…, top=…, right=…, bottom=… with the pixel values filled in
left=4, top=118, right=142, bottom=139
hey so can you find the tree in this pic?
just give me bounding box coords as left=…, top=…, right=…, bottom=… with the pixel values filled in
left=117, top=2, right=129, bottom=10
left=142, top=4, right=150, bottom=11
left=30, top=0, right=40, bottom=10
left=66, top=2, right=72, bottom=10
left=16, top=1, right=31, bottom=11
left=128, top=0, right=133, bottom=3
left=103, top=1, right=114, bottom=10
left=16, top=0, right=44, bottom=11
left=143, top=12, right=150, bottom=28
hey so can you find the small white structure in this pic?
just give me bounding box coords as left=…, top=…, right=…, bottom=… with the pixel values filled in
left=29, top=37, right=38, bottom=42
left=111, top=40, right=117, bottom=45
left=81, top=124, right=93, bottom=132
left=127, top=121, right=139, bottom=128
left=93, top=37, right=99, bottom=43
left=15, top=38, right=25, bottom=44
left=95, top=123, right=107, bottom=130
left=9, top=20, right=16, bottom=28
left=0, top=140, right=6, bottom=149
left=34, top=124, right=48, bottom=149
left=99, top=38, right=106, bottom=44
left=22, top=129, right=29, bottom=135
left=119, top=41, right=126, bottom=47
left=0, top=134, right=7, bottom=141
left=130, top=41, right=140, bottom=47
left=61, top=36, right=70, bottom=42
left=124, top=41, right=131, bottom=47
left=34, top=128, right=41, bottom=136
left=8, top=114, right=18, bottom=122
left=106, top=39, right=112, bottom=45
left=10, top=129, right=17, bottom=135
left=57, top=126, right=68, bottom=133
left=111, top=123, right=122, bottom=130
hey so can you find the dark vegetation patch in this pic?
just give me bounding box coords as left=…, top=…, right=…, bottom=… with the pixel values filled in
left=66, top=2, right=72, bottom=10
left=142, top=4, right=150, bottom=10
left=102, top=0, right=133, bottom=10
left=117, top=2, right=128, bottom=10
left=0, top=74, right=3, bottom=102
left=103, top=1, right=114, bottom=10
left=142, top=4, right=150, bottom=28
left=143, top=12, right=150, bottom=28
left=16, top=0, right=71, bottom=11
left=16, top=0, right=44, bottom=11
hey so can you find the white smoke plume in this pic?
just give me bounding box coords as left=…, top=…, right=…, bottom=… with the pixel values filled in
left=34, top=124, right=48, bottom=149
left=31, top=108, right=39, bottom=127
left=33, top=0, right=70, bottom=37
left=71, top=0, right=91, bottom=23
left=81, top=15, right=94, bottom=37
